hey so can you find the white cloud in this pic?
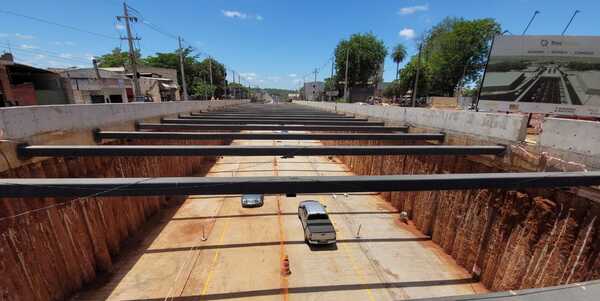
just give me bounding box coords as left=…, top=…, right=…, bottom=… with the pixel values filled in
left=288, top=73, right=297, bottom=77
left=115, top=24, right=125, bottom=30
left=19, top=44, right=38, bottom=49
left=59, top=53, right=73, bottom=59
left=15, top=33, right=35, bottom=40
left=0, top=33, right=8, bottom=37
left=399, top=28, right=416, bottom=40
left=222, top=10, right=247, bottom=19
left=222, top=10, right=263, bottom=21
left=52, top=41, right=76, bottom=46
left=399, top=4, right=429, bottom=15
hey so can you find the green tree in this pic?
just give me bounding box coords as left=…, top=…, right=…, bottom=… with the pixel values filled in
left=97, top=48, right=140, bottom=67
left=395, top=56, right=431, bottom=99
left=192, top=81, right=215, bottom=100
left=421, top=17, right=500, bottom=96
left=391, top=43, right=407, bottom=80
left=143, top=47, right=198, bottom=96
left=334, top=33, right=387, bottom=89
left=197, top=58, right=227, bottom=98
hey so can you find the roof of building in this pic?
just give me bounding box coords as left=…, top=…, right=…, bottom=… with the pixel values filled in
left=56, top=68, right=128, bottom=79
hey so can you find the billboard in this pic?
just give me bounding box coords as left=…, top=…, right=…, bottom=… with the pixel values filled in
left=478, top=35, right=600, bottom=117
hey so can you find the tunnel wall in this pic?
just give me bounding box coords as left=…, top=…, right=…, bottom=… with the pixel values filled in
left=0, top=139, right=228, bottom=301
left=325, top=138, right=600, bottom=291
left=0, top=100, right=245, bottom=300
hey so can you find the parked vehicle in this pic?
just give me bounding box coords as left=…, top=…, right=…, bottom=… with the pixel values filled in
left=298, top=200, right=336, bottom=245
left=241, top=194, right=264, bottom=208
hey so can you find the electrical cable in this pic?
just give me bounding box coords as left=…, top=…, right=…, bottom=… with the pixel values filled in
left=0, top=8, right=119, bottom=40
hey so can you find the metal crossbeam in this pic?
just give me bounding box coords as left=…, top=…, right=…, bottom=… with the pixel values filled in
left=94, top=131, right=439, bottom=142
left=179, top=114, right=366, bottom=121
left=136, top=123, right=408, bottom=132
left=161, top=118, right=384, bottom=126
left=1, top=172, right=598, bottom=197
left=18, top=144, right=496, bottom=157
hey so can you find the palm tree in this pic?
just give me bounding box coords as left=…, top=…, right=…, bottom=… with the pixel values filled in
left=391, top=44, right=407, bottom=80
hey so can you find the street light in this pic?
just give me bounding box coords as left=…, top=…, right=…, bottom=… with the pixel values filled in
left=562, top=10, right=581, bottom=36
left=522, top=10, right=540, bottom=35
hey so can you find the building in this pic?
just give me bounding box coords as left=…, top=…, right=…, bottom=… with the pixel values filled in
left=54, top=68, right=133, bottom=104
left=303, top=81, right=324, bottom=101
left=0, top=53, right=69, bottom=106
left=101, top=66, right=180, bottom=102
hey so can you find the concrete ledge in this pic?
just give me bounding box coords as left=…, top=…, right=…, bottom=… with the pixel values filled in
left=294, top=101, right=528, bottom=142
left=541, top=118, right=600, bottom=156
left=0, top=100, right=247, bottom=140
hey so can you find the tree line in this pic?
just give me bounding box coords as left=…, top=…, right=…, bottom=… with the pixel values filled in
left=96, top=48, right=248, bottom=99
left=325, top=17, right=501, bottom=102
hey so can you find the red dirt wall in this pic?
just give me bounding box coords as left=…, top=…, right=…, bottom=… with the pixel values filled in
left=326, top=139, right=600, bottom=291
left=0, top=138, right=227, bottom=301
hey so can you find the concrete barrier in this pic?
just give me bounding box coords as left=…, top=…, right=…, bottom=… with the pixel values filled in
left=0, top=100, right=247, bottom=140
left=294, top=101, right=528, bottom=142
left=541, top=118, right=600, bottom=156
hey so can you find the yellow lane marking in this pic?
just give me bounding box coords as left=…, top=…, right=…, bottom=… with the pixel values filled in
left=200, top=216, right=230, bottom=297
left=319, top=196, right=377, bottom=301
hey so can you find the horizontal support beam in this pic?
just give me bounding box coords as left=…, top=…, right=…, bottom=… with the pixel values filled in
left=94, top=131, right=438, bottom=142
left=192, top=112, right=346, bottom=118
left=18, top=144, right=488, bottom=157
left=1, top=172, right=598, bottom=197
left=180, top=114, right=365, bottom=121
left=161, top=118, right=384, bottom=126
left=136, top=123, right=408, bottom=133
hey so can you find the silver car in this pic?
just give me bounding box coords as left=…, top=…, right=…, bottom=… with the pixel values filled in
left=298, top=200, right=336, bottom=245
left=241, top=194, right=264, bottom=208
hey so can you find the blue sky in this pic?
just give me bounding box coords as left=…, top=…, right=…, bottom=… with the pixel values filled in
left=1, top=0, right=599, bottom=89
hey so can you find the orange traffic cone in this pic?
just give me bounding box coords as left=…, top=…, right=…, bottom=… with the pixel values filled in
left=281, top=255, right=291, bottom=276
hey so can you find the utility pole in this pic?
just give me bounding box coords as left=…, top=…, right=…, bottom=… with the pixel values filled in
left=343, top=48, right=350, bottom=100
left=330, top=57, right=335, bottom=102
left=412, top=43, right=422, bottom=107
left=231, top=70, right=236, bottom=99
left=562, top=10, right=581, bottom=35
left=208, top=57, right=214, bottom=99
left=117, top=1, right=142, bottom=101
left=178, top=36, right=189, bottom=100
left=313, top=68, right=318, bottom=101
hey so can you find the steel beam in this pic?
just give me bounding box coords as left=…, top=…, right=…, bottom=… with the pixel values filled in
left=94, top=131, right=440, bottom=142
left=190, top=112, right=354, bottom=118
left=18, top=144, right=492, bottom=157
left=1, top=172, right=599, bottom=198
left=180, top=114, right=364, bottom=121
left=136, top=123, right=408, bottom=132
left=160, top=118, right=384, bottom=126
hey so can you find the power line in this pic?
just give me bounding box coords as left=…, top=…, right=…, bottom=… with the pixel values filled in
left=0, top=8, right=119, bottom=40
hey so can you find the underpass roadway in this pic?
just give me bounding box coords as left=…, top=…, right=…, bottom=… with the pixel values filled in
left=74, top=133, right=487, bottom=301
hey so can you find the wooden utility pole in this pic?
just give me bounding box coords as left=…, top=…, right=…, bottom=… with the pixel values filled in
left=343, top=48, right=350, bottom=100
left=412, top=43, right=422, bottom=107
left=117, top=1, right=142, bottom=101
left=178, top=36, right=189, bottom=100
left=208, top=57, right=214, bottom=99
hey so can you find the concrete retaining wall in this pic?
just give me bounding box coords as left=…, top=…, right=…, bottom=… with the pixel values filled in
left=541, top=118, right=600, bottom=157
left=294, top=101, right=528, bottom=142
left=0, top=100, right=247, bottom=141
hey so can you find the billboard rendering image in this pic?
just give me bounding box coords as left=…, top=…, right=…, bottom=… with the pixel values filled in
left=478, top=35, right=600, bottom=117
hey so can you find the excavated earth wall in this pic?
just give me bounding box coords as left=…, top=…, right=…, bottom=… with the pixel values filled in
left=324, top=139, right=600, bottom=291
left=0, top=138, right=228, bottom=301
